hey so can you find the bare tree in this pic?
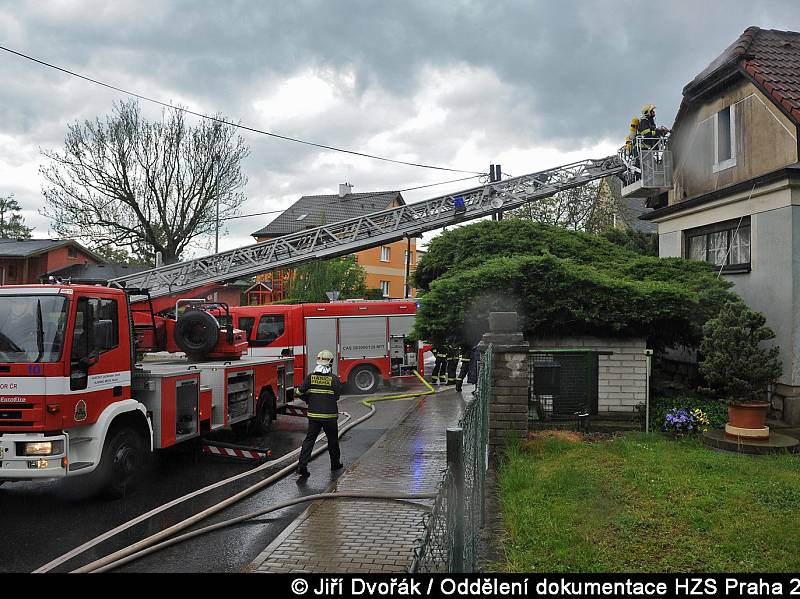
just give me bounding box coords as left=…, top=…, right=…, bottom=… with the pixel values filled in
left=506, top=178, right=622, bottom=233
left=0, top=194, right=33, bottom=239
left=40, top=99, right=249, bottom=265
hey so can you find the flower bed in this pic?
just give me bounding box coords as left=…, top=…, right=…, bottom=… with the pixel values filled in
left=637, top=395, right=726, bottom=433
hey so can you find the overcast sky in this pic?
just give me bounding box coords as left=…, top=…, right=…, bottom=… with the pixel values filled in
left=1, top=0, right=797, bottom=255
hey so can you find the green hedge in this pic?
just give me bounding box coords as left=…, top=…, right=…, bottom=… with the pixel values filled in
left=413, top=221, right=735, bottom=348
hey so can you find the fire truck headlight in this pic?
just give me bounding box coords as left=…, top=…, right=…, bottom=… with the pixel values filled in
left=22, top=440, right=64, bottom=456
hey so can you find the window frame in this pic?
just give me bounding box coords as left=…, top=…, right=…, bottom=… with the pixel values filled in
left=251, top=314, right=286, bottom=346
left=237, top=316, right=256, bottom=340
left=70, top=296, right=119, bottom=364
left=713, top=104, right=736, bottom=173
left=380, top=280, right=390, bottom=297
left=684, top=216, right=750, bottom=274
left=380, top=246, right=391, bottom=262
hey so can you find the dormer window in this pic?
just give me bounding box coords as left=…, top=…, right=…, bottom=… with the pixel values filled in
left=713, top=105, right=736, bottom=172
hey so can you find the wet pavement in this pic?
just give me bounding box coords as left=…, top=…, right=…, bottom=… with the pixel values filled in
left=0, top=392, right=417, bottom=573
left=250, top=387, right=465, bottom=573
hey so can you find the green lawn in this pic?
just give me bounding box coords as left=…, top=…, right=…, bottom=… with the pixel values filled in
left=497, top=431, right=800, bottom=572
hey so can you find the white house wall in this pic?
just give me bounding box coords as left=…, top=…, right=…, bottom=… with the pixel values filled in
left=653, top=180, right=800, bottom=386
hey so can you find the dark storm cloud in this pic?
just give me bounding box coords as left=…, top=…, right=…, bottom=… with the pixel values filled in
left=6, top=0, right=798, bottom=146
left=1, top=0, right=798, bottom=246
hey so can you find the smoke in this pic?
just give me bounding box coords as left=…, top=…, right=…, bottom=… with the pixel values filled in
left=462, top=290, right=525, bottom=346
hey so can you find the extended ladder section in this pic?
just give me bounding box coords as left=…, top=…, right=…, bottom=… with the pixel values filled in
left=109, top=155, right=625, bottom=299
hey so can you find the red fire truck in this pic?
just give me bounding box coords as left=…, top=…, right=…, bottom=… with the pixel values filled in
left=0, top=150, right=631, bottom=496
left=230, top=300, right=424, bottom=395
left=0, top=285, right=291, bottom=496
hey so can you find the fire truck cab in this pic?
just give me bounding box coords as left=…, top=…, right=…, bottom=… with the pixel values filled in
left=0, top=284, right=291, bottom=496
left=230, top=300, right=423, bottom=394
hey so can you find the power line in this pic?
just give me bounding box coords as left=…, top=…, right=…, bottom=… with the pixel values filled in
left=334, top=174, right=484, bottom=205
left=0, top=44, right=485, bottom=176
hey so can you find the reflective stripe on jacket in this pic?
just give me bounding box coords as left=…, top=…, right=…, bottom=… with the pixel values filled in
left=297, top=371, right=344, bottom=420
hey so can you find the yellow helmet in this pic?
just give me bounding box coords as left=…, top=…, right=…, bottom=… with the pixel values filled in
left=630, top=117, right=640, bottom=127
left=641, top=104, right=656, bottom=116
left=316, top=349, right=334, bottom=365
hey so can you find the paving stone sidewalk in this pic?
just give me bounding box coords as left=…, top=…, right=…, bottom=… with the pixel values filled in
left=250, top=389, right=464, bottom=573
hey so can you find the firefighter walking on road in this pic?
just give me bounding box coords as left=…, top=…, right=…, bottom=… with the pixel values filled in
left=431, top=345, right=448, bottom=385
left=296, top=350, right=345, bottom=478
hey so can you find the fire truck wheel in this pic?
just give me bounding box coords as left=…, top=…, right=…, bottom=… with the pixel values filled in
left=98, top=427, right=146, bottom=499
left=174, top=311, right=220, bottom=357
left=251, top=389, right=276, bottom=435
left=348, top=365, right=381, bottom=394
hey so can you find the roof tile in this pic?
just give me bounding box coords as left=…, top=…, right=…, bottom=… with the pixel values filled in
left=682, top=27, right=800, bottom=126
left=739, top=28, right=800, bottom=123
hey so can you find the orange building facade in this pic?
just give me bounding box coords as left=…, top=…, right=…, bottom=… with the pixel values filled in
left=357, top=240, right=418, bottom=299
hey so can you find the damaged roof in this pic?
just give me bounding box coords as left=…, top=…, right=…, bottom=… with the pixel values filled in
left=680, top=26, right=800, bottom=125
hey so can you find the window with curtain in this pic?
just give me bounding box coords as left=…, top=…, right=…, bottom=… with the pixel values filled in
left=685, top=217, right=750, bottom=273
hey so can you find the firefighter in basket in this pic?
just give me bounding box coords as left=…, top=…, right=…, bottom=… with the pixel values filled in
left=296, top=349, right=345, bottom=478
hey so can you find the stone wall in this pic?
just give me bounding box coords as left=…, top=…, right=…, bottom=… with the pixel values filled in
left=478, top=312, right=530, bottom=455
left=487, top=350, right=528, bottom=454
left=530, top=336, right=648, bottom=414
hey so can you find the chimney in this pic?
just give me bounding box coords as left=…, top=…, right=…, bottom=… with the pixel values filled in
left=338, top=182, right=353, bottom=198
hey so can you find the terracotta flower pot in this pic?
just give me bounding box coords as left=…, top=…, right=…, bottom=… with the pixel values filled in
left=727, top=402, right=769, bottom=429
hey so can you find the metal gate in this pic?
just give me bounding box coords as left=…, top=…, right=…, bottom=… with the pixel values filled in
left=528, top=350, right=600, bottom=421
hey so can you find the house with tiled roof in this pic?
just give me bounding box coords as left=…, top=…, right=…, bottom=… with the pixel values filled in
left=0, top=238, right=105, bottom=285
left=641, top=26, right=800, bottom=423
left=250, top=184, right=419, bottom=302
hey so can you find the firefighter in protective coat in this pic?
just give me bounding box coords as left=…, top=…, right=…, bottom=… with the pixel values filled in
left=296, top=350, right=345, bottom=478
left=445, top=344, right=460, bottom=386
left=431, top=345, right=448, bottom=385
left=454, top=343, right=474, bottom=392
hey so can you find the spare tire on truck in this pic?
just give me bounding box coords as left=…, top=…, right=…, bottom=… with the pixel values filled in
left=174, top=311, right=219, bottom=358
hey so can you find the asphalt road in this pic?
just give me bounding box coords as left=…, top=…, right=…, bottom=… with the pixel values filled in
left=0, top=392, right=420, bottom=573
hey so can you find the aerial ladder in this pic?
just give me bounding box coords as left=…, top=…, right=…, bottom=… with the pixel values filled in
left=0, top=151, right=667, bottom=494
left=109, top=154, right=633, bottom=310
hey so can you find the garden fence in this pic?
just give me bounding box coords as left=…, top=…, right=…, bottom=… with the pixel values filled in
left=409, top=345, right=492, bottom=573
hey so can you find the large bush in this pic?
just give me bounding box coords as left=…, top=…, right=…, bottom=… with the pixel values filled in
left=413, top=221, right=735, bottom=347
left=698, top=301, right=782, bottom=404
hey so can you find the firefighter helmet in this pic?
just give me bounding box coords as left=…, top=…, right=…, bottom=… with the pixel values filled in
left=630, top=117, right=640, bottom=127
left=316, top=350, right=334, bottom=365
left=641, top=104, right=656, bottom=116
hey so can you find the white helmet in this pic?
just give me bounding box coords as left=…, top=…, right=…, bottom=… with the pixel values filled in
left=316, top=349, right=334, bottom=366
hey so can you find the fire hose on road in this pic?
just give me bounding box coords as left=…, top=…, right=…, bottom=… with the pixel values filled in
left=34, top=371, right=436, bottom=574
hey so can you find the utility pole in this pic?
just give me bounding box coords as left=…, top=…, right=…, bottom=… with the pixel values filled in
left=214, top=154, right=221, bottom=254
left=490, top=164, right=502, bottom=220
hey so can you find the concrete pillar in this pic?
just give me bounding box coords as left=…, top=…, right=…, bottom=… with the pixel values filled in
left=478, top=312, right=530, bottom=455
